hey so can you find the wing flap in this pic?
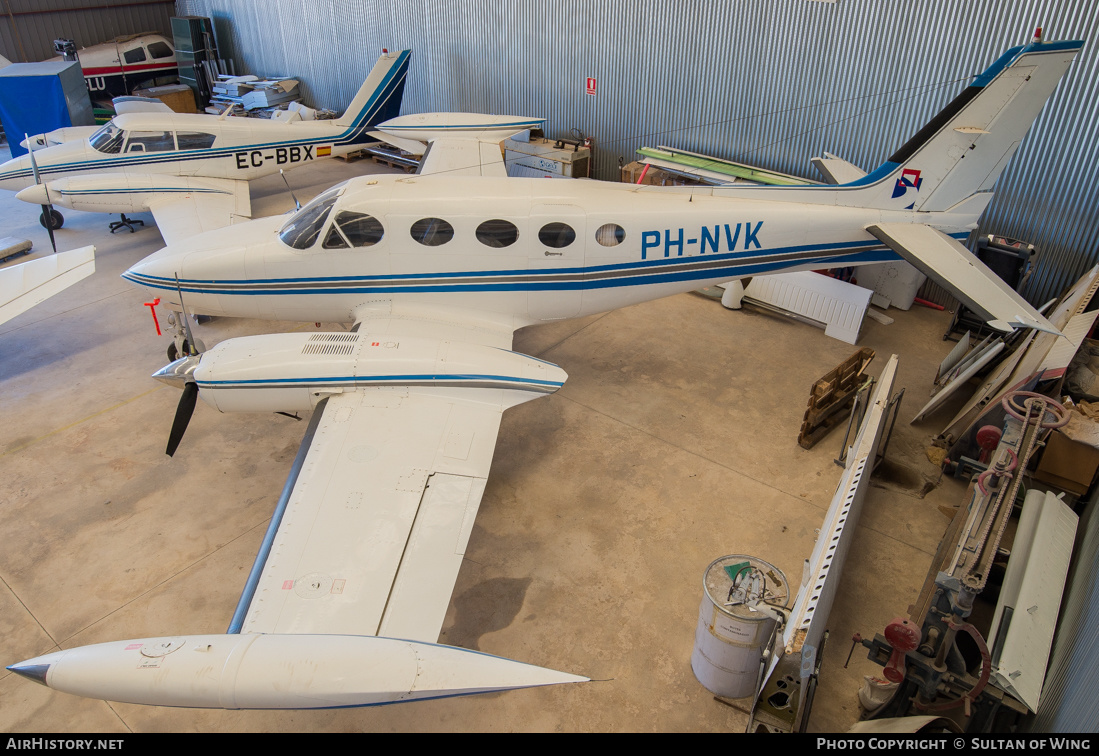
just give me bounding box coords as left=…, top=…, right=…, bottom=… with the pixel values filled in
left=240, top=389, right=503, bottom=641
left=147, top=178, right=251, bottom=247
left=867, top=223, right=1058, bottom=334
left=378, top=472, right=487, bottom=640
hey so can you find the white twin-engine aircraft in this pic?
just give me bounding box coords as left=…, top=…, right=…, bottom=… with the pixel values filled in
left=8, top=37, right=1082, bottom=710
left=0, top=50, right=413, bottom=238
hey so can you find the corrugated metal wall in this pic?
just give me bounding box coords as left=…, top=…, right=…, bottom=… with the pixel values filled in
left=0, top=1, right=175, bottom=63
left=174, top=0, right=1098, bottom=308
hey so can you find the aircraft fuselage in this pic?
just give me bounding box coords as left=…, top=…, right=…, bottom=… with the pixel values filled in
left=123, top=174, right=972, bottom=328
left=0, top=114, right=356, bottom=192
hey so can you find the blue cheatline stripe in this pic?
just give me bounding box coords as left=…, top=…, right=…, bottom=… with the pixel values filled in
left=123, top=233, right=971, bottom=297
left=126, top=236, right=901, bottom=288
left=59, top=187, right=230, bottom=196
left=0, top=51, right=410, bottom=183
left=124, top=249, right=900, bottom=297
left=197, top=374, right=564, bottom=388
left=839, top=161, right=899, bottom=188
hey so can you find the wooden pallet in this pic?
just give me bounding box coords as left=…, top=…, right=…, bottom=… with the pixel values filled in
left=370, top=155, right=416, bottom=172
left=798, top=347, right=875, bottom=449
left=339, top=149, right=370, bottom=163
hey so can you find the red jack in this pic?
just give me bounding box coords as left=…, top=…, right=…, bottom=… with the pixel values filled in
left=143, top=298, right=162, bottom=336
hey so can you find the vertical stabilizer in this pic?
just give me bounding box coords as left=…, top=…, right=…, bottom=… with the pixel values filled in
left=845, top=37, right=1081, bottom=214
left=333, top=49, right=411, bottom=141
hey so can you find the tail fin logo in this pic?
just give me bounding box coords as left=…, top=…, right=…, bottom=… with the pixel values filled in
left=891, top=168, right=923, bottom=200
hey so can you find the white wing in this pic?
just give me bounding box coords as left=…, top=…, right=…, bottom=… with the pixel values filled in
left=146, top=177, right=251, bottom=246
left=237, top=389, right=503, bottom=641
left=231, top=317, right=563, bottom=642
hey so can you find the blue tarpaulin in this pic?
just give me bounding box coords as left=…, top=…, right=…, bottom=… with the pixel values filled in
left=0, top=61, right=94, bottom=157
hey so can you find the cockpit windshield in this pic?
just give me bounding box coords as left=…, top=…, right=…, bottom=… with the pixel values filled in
left=278, top=183, right=346, bottom=250
left=89, top=123, right=124, bottom=154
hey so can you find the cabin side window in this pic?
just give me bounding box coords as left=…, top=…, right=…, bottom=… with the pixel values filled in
left=147, top=41, right=173, bottom=59
left=123, top=47, right=147, bottom=64
left=410, top=217, right=454, bottom=247
left=475, top=219, right=519, bottom=248
left=176, top=132, right=216, bottom=150
left=124, top=131, right=176, bottom=152
left=595, top=223, right=626, bottom=247
left=323, top=212, right=384, bottom=249
left=538, top=222, right=576, bottom=249
left=89, top=123, right=124, bottom=154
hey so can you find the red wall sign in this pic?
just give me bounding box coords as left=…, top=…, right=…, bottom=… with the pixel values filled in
left=586, top=77, right=597, bottom=95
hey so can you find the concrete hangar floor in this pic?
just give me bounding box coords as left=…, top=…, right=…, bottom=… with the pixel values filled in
left=0, top=146, right=970, bottom=733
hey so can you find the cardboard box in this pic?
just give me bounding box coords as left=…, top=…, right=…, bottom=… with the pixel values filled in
left=1033, top=430, right=1099, bottom=496
left=131, top=84, right=197, bottom=113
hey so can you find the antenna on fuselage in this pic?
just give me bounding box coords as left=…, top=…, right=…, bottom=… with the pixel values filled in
left=279, top=168, right=301, bottom=210
left=217, top=103, right=234, bottom=120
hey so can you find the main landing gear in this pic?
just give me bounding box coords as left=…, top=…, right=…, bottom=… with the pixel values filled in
left=40, top=208, right=63, bottom=230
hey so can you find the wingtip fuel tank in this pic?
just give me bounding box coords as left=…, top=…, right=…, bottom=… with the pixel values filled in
left=10, top=633, right=587, bottom=709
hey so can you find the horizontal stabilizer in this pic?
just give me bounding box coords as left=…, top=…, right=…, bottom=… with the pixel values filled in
left=866, top=223, right=1058, bottom=335
left=811, top=153, right=867, bottom=185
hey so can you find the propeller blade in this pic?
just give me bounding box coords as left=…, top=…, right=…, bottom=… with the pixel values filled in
left=166, top=382, right=199, bottom=457
left=25, top=134, right=40, bottom=183
left=26, top=135, right=58, bottom=253
left=43, top=208, right=57, bottom=253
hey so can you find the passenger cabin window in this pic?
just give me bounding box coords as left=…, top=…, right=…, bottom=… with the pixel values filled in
left=123, top=47, right=147, bottom=64
left=176, top=132, right=216, bottom=150
left=538, top=222, right=576, bottom=248
left=125, top=131, right=176, bottom=152
left=278, top=186, right=342, bottom=249
left=596, top=223, right=626, bottom=247
left=147, top=41, right=173, bottom=59
left=322, top=211, right=384, bottom=249
left=89, top=123, right=124, bottom=154
left=476, top=219, right=519, bottom=248
left=410, top=217, right=454, bottom=247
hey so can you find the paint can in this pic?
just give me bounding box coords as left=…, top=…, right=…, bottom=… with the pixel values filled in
left=691, top=555, right=787, bottom=699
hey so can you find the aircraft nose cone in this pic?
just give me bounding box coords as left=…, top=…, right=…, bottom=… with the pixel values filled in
left=123, top=248, right=191, bottom=291
left=7, top=657, right=57, bottom=687
left=15, top=184, right=49, bottom=205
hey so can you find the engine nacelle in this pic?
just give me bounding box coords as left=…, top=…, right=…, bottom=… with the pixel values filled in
left=16, top=172, right=246, bottom=215
left=182, top=331, right=566, bottom=414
